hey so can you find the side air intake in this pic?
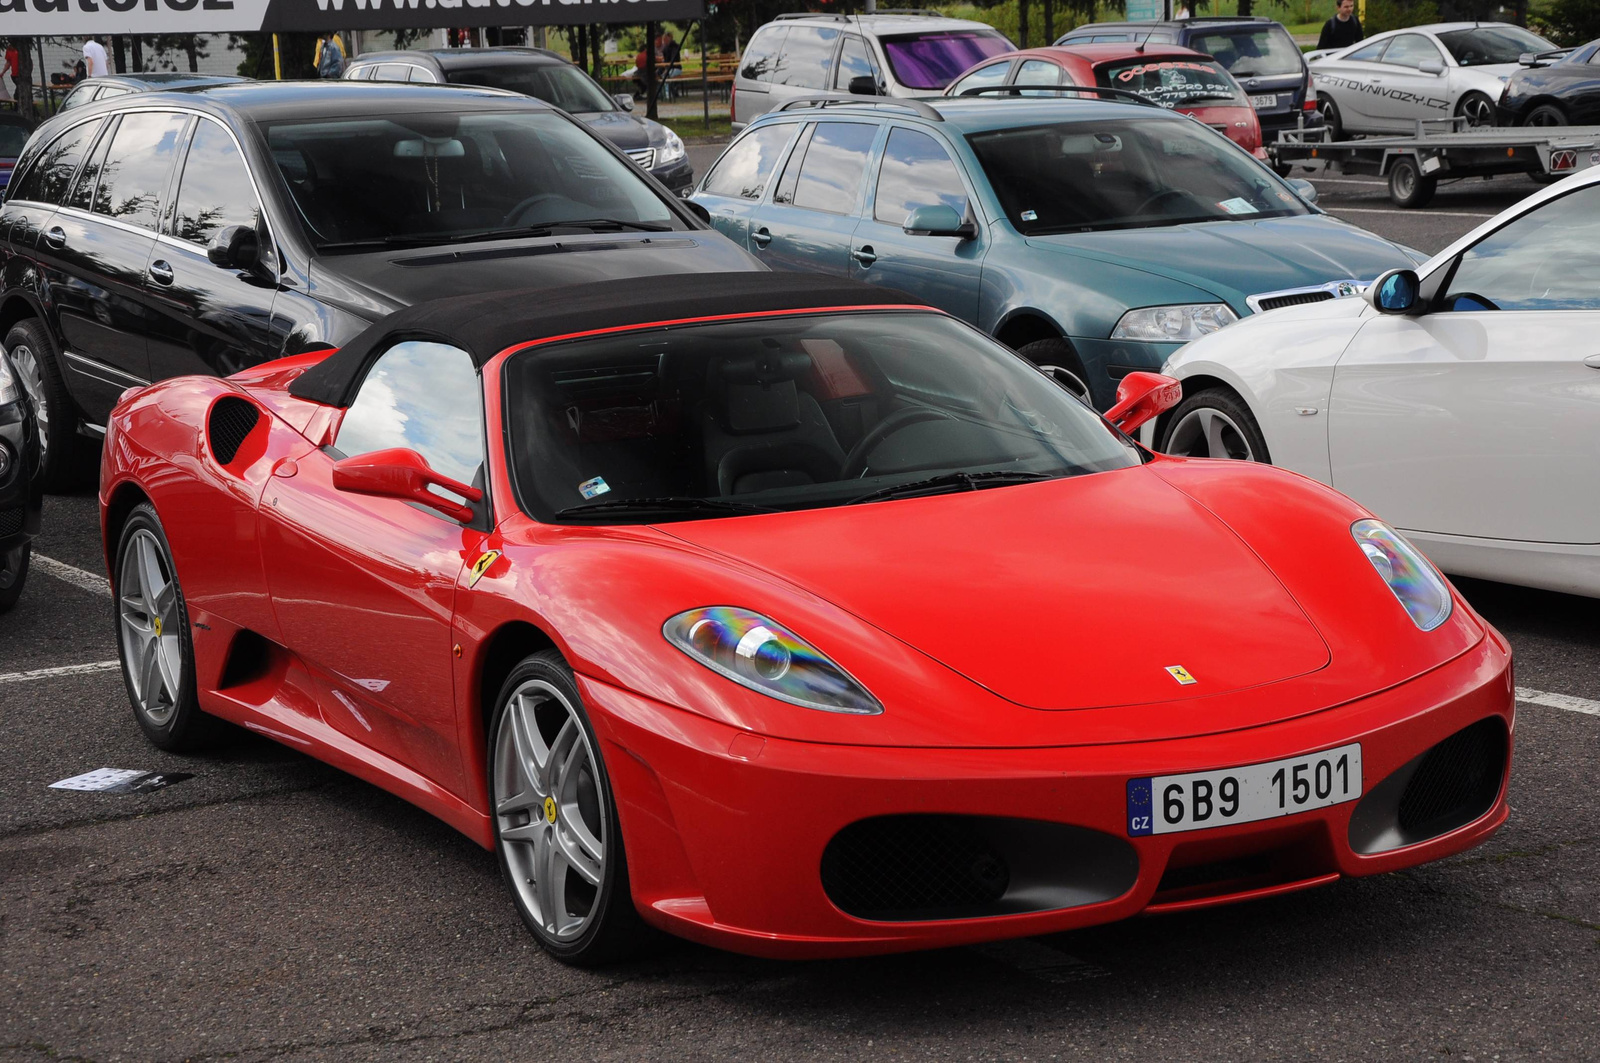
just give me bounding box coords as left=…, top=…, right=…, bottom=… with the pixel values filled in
left=207, top=397, right=261, bottom=465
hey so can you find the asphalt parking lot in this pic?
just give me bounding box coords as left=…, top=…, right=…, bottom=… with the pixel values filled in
left=4, top=161, right=1598, bottom=1062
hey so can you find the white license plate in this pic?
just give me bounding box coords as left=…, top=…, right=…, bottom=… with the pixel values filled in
left=1250, top=93, right=1279, bottom=110
left=1127, top=743, right=1362, bottom=836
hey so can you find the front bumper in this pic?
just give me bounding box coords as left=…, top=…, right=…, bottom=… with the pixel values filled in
left=650, top=157, right=696, bottom=196
left=585, top=630, right=1512, bottom=959
left=1072, top=337, right=1182, bottom=409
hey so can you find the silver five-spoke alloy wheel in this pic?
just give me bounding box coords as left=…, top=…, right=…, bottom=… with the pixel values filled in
left=8, top=342, right=48, bottom=462
left=494, top=678, right=608, bottom=943
left=118, top=528, right=185, bottom=725
left=1165, top=406, right=1259, bottom=461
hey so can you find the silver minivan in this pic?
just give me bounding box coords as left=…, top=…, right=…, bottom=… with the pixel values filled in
left=732, top=12, right=1015, bottom=130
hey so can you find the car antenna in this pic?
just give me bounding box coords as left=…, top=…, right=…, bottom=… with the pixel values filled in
left=1136, top=26, right=1155, bottom=53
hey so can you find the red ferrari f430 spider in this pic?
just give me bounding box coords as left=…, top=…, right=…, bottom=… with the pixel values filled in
left=99, top=273, right=1513, bottom=964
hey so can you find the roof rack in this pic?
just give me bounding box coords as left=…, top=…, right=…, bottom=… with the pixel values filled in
left=956, top=85, right=1162, bottom=108
left=774, top=12, right=850, bottom=21
left=773, top=9, right=946, bottom=19
left=776, top=96, right=946, bottom=121
left=1182, top=14, right=1271, bottom=20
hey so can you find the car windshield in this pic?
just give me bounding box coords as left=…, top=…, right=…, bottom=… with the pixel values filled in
left=505, top=311, right=1139, bottom=524
left=265, top=110, right=680, bottom=250
left=1437, top=26, right=1553, bottom=67
left=968, top=117, right=1310, bottom=235
left=446, top=62, right=617, bottom=113
left=0, top=122, right=30, bottom=156
left=880, top=31, right=1016, bottom=90
left=1186, top=28, right=1303, bottom=78
left=1096, top=57, right=1246, bottom=106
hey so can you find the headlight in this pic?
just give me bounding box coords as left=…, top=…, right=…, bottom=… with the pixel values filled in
left=1111, top=304, right=1238, bottom=342
left=663, top=606, right=882, bottom=714
left=0, top=353, right=19, bottom=406
left=656, top=128, right=687, bottom=166
left=1352, top=519, right=1452, bottom=631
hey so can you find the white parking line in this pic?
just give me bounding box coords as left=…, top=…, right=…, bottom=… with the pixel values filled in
left=1326, top=206, right=1497, bottom=218
left=0, top=660, right=120, bottom=685
left=1517, top=687, right=1600, bottom=717
left=33, top=554, right=111, bottom=598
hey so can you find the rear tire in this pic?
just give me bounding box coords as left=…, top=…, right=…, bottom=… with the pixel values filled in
left=1157, top=388, right=1270, bottom=463
left=1524, top=103, right=1567, bottom=127
left=0, top=542, right=29, bottom=613
left=1387, top=157, right=1437, bottom=209
left=4, top=319, right=83, bottom=493
left=1015, top=337, right=1092, bottom=404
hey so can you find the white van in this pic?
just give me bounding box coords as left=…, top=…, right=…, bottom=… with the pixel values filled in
left=732, top=12, right=1015, bottom=130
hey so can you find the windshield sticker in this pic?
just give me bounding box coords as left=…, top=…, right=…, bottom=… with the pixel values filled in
left=1021, top=209, right=1039, bottom=221
left=1217, top=197, right=1259, bottom=215
left=579, top=476, right=612, bottom=500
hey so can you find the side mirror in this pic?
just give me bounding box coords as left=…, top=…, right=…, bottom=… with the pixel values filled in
left=331, top=447, right=482, bottom=523
left=683, top=198, right=712, bottom=224
left=902, top=204, right=977, bottom=239
left=1105, top=372, right=1182, bottom=434
left=1418, top=59, right=1445, bottom=76
left=1287, top=177, right=1318, bottom=203
left=207, top=225, right=260, bottom=271
left=1365, top=268, right=1420, bottom=314
left=613, top=93, right=636, bottom=111
left=848, top=75, right=881, bottom=96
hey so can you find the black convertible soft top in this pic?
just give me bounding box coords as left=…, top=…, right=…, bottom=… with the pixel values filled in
left=288, top=272, right=924, bottom=408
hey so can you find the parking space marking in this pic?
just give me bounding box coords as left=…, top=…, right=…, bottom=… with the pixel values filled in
left=0, top=660, right=120, bottom=685
left=33, top=554, right=111, bottom=598
left=1326, top=207, right=1497, bottom=218
left=1517, top=687, right=1600, bottom=717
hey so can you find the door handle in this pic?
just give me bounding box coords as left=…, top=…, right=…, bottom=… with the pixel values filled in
left=851, top=246, right=877, bottom=266
left=750, top=228, right=772, bottom=248
left=44, top=226, right=66, bottom=249
left=1584, top=354, right=1600, bottom=369
left=148, top=260, right=174, bottom=285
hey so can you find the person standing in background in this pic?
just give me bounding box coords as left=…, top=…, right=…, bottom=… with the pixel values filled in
left=81, top=37, right=108, bottom=78
left=314, top=32, right=347, bottom=78
left=1317, top=0, right=1364, bottom=50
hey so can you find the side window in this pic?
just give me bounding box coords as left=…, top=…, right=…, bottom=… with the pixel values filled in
left=701, top=123, right=796, bottom=199
left=67, top=118, right=115, bottom=211
left=949, top=61, right=1012, bottom=96
left=172, top=120, right=261, bottom=246
left=1344, top=40, right=1390, bottom=63
left=873, top=127, right=969, bottom=225
left=1383, top=34, right=1445, bottom=69
left=789, top=122, right=877, bottom=214
left=1441, top=184, right=1600, bottom=311
left=12, top=119, right=102, bottom=205
left=373, top=63, right=411, bottom=81
left=335, top=341, right=486, bottom=489
left=407, top=66, right=439, bottom=83
left=1015, top=59, right=1063, bottom=95
left=740, top=26, right=789, bottom=82
left=98, top=86, right=135, bottom=99
left=59, top=84, right=99, bottom=111
left=94, top=111, right=189, bottom=231
left=835, top=35, right=876, bottom=90
left=771, top=124, right=815, bottom=204
left=775, top=26, right=840, bottom=90
left=347, top=65, right=374, bottom=79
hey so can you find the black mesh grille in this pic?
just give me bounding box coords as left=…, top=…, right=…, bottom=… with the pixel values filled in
left=1257, top=290, right=1335, bottom=313
left=0, top=506, right=22, bottom=537
left=207, top=397, right=260, bottom=465
left=1398, top=718, right=1506, bottom=835
left=821, top=815, right=1010, bottom=920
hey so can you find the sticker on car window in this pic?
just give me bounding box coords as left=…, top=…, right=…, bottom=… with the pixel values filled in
left=1021, top=209, right=1038, bottom=221
left=1217, top=197, right=1259, bottom=215
left=579, top=476, right=612, bottom=499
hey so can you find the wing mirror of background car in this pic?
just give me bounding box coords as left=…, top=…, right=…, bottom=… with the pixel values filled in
left=685, top=200, right=712, bottom=224
left=1286, top=178, right=1319, bottom=204
left=1418, top=60, right=1446, bottom=76
left=613, top=93, right=636, bottom=111
left=207, top=226, right=260, bottom=271
left=848, top=75, right=882, bottom=96
left=902, top=204, right=978, bottom=240
left=331, top=448, right=482, bottom=523
left=1365, top=268, right=1421, bottom=314
left=1104, top=372, right=1183, bottom=435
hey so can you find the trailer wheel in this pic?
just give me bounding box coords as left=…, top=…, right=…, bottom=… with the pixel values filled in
left=1387, top=157, right=1436, bottom=208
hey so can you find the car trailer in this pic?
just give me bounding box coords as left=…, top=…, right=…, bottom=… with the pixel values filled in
left=1270, top=118, right=1600, bottom=208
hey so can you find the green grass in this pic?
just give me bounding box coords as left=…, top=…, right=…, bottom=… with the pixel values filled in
left=658, top=114, right=733, bottom=140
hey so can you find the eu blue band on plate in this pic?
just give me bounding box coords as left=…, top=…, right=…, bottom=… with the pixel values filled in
left=1126, top=777, right=1153, bottom=836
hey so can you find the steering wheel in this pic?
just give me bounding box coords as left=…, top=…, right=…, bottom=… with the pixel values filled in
left=502, top=193, right=563, bottom=227
left=1133, top=188, right=1195, bottom=216
left=840, top=407, right=956, bottom=480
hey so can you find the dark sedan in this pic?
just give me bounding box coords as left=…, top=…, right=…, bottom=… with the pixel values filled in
left=1498, top=38, right=1600, bottom=125
left=0, top=113, right=33, bottom=193
left=56, top=71, right=251, bottom=112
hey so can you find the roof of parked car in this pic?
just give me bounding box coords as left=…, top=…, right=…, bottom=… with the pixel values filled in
left=1061, top=16, right=1279, bottom=33
left=768, top=12, right=1013, bottom=33
left=66, top=80, right=542, bottom=121
left=350, top=47, right=571, bottom=69
left=758, top=95, right=1180, bottom=134
left=287, top=272, right=923, bottom=407
left=89, top=72, right=252, bottom=87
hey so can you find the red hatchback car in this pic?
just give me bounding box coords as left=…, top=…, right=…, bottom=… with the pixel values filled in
left=949, top=43, right=1265, bottom=158
left=100, top=273, right=1512, bottom=965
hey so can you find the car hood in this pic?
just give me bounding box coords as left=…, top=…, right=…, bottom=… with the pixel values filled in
left=311, top=231, right=762, bottom=318
left=662, top=465, right=1331, bottom=711
left=576, top=109, right=659, bottom=152
left=1025, top=214, right=1411, bottom=309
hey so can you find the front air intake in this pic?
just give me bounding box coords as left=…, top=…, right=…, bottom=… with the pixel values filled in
left=1256, top=290, right=1335, bottom=313
left=207, top=397, right=260, bottom=465
left=1348, top=717, right=1508, bottom=854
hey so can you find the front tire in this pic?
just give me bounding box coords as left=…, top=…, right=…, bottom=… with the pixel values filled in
left=1015, top=337, right=1092, bottom=404
left=1158, top=388, right=1270, bottom=463
left=1317, top=94, right=1345, bottom=141
left=489, top=650, right=650, bottom=966
left=1524, top=103, right=1567, bottom=127
left=1455, top=91, right=1496, bottom=128
left=0, top=542, right=29, bottom=613
left=4, top=319, right=83, bottom=493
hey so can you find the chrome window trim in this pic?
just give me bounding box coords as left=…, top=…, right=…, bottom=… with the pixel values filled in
left=7, top=113, right=111, bottom=207
left=63, top=350, right=152, bottom=388
left=350, top=61, right=438, bottom=83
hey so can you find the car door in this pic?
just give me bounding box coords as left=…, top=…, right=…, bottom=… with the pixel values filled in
left=1328, top=181, right=1600, bottom=545
left=257, top=339, right=485, bottom=793
left=1315, top=38, right=1392, bottom=132
left=848, top=125, right=983, bottom=323
left=750, top=120, right=879, bottom=275
left=144, top=116, right=286, bottom=382
left=691, top=121, right=802, bottom=249
left=1364, top=34, right=1451, bottom=130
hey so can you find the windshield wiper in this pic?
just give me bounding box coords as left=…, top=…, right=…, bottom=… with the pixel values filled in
left=845, top=470, right=1059, bottom=506
left=555, top=496, right=775, bottom=520
left=438, top=218, right=675, bottom=245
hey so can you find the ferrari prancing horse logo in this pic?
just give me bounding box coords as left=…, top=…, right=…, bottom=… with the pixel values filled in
left=467, top=550, right=502, bottom=588
left=543, top=796, right=558, bottom=823
left=1166, top=665, right=1197, bottom=685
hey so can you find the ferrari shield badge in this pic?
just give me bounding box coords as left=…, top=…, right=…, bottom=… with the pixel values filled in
left=467, top=550, right=502, bottom=588
left=1166, top=665, right=1197, bottom=686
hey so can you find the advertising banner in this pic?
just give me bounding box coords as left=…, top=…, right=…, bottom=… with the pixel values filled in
left=0, top=0, right=705, bottom=36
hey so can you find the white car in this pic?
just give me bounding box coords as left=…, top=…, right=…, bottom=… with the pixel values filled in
left=1151, top=167, right=1600, bottom=597
left=1310, top=22, right=1554, bottom=135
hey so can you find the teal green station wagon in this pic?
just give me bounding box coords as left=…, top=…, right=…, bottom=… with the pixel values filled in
left=691, top=95, right=1419, bottom=407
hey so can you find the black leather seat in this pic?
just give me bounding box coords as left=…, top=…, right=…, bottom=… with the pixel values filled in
left=701, top=349, right=846, bottom=496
